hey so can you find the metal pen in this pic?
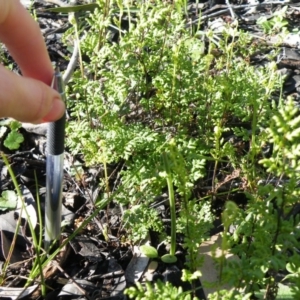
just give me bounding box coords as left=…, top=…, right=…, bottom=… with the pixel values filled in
left=45, top=67, right=66, bottom=251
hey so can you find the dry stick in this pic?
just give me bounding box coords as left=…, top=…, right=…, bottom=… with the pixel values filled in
left=188, top=0, right=291, bottom=25
left=44, top=0, right=70, bottom=7
left=87, top=270, right=124, bottom=280
left=225, top=0, right=236, bottom=20
left=63, top=39, right=79, bottom=84
left=53, top=262, right=92, bottom=300
left=43, top=0, right=80, bottom=84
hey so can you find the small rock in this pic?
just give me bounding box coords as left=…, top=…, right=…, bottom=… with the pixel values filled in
left=147, top=260, right=158, bottom=274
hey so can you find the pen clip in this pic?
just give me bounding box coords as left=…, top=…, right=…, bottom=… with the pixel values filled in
left=51, top=66, right=66, bottom=100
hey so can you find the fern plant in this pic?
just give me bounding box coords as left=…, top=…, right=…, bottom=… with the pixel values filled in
left=208, top=97, right=300, bottom=298
left=63, top=0, right=297, bottom=297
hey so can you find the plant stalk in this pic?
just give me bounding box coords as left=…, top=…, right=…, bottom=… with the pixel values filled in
left=163, top=152, right=176, bottom=257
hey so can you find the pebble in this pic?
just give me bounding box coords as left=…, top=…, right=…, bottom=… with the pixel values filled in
left=147, top=260, right=158, bottom=274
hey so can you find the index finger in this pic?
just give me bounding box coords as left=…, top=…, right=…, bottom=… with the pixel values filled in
left=0, top=0, right=53, bottom=85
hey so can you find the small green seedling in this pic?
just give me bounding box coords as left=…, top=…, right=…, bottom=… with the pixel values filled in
left=0, top=120, right=24, bottom=150
left=140, top=245, right=158, bottom=258
left=0, top=190, right=17, bottom=211
left=257, top=6, right=289, bottom=34
left=140, top=244, right=177, bottom=263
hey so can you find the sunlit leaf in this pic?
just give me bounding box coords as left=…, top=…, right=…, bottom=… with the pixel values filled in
left=161, top=254, right=177, bottom=263
left=140, top=245, right=158, bottom=258
left=0, top=190, right=17, bottom=211
left=9, top=120, right=22, bottom=131
left=4, top=131, right=24, bottom=150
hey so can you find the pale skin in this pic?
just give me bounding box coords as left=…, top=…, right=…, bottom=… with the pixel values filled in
left=0, top=0, right=65, bottom=123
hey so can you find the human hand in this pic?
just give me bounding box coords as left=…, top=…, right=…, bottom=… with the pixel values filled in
left=0, top=0, right=65, bottom=123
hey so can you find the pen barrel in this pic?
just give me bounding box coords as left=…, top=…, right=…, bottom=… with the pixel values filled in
left=47, top=67, right=66, bottom=155
left=45, top=67, right=66, bottom=250
left=45, top=154, right=64, bottom=248
left=47, top=114, right=66, bottom=155
left=45, top=116, right=65, bottom=249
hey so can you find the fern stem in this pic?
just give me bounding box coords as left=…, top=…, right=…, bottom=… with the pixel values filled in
left=163, top=152, right=176, bottom=256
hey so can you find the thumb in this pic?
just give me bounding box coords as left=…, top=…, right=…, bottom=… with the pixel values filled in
left=0, top=65, right=65, bottom=123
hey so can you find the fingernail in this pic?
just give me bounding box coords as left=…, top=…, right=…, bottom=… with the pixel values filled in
left=42, top=98, right=65, bottom=123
